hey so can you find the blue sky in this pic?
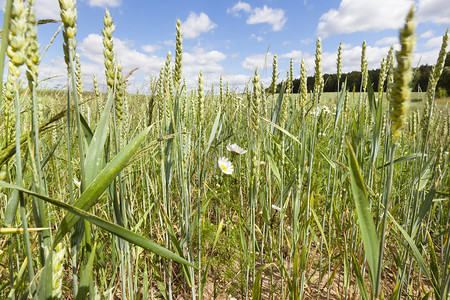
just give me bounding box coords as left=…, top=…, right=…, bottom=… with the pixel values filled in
left=1, top=0, right=449, bottom=92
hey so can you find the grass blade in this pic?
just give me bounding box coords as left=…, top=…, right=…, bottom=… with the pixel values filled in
left=347, top=141, right=379, bottom=289
left=84, top=90, right=114, bottom=184
left=37, top=249, right=53, bottom=300
left=270, top=82, right=285, bottom=135
left=252, top=263, right=276, bottom=300
left=0, top=181, right=196, bottom=268
left=378, top=153, right=424, bottom=169
left=75, top=243, right=97, bottom=300
left=79, top=113, right=94, bottom=146
left=352, top=254, right=369, bottom=300
left=205, top=105, right=222, bottom=154
left=54, top=125, right=152, bottom=245
left=387, top=211, right=432, bottom=281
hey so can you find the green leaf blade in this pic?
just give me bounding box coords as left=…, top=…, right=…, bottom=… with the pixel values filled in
left=54, top=125, right=152, bottom=245
left=347, top=141, right=379, bottom=289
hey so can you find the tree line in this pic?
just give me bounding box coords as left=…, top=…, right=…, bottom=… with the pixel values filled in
left=277, top=51, right=450, bottom=96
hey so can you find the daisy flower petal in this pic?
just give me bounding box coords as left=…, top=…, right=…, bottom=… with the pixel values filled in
left=226, top=143, right=247, bottom=155
left=218, top=157, right=234, bottom=175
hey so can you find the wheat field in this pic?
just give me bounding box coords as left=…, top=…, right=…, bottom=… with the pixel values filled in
left=0, top=1, right=449, bottom=299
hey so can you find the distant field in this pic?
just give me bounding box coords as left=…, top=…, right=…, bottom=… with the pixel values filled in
left=292, top=91, right=450, bottom=114
left=2, top=3, right=448, bottom=299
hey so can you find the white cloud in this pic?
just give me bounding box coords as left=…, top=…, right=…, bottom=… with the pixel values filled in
left=183, top=48, right=227, bottom=76
left=228, top=3, right=287, bottom=31
left=247, top=6, right=287, bottom=31
left=41, top=34, right=225, bottom=91
left=73, top=33, right=226, bottom=91
left=281, top=50, right=304, bottom=61
left=2, top=0, right=118, bottom=19
left=38, top=56, right=69, bottom=89
left=301, top=38, right=313, bottom=45
left=158, top=47, right=226, bottom=88
left=279, top=42, right=445, bottom=79
left=195, top=73, right=253, bottom=93
left=317, top=45, right=442, bottom=77
left=242, top=53, right=274, bottom=71
left=340, top=45, right=394, bottom=71
left=78, top=34, right=104, bottom=64
left=317, top=0, right=413, bottom=38
left=162, top=40, right=175, bottom=47
left=141, top=44, right=161, bottom=53
left=182, top=12, right=217, bottom=39
left=341, top=43, right=353, bottom=50
left=375, top=36, right=398, bottom=46
left=88, top=0, right=121, bottom=8
left=244, top=42, right=446, bottom=83
left=222, top=74, right=253, bottom=91
left=251, top=34, right=263, bottom=42
left=78, top=33, right=166, bottom=80
left=417, top=0, right=450, bottom=24
left=293, top=45, right=396, bottom=77
left=414, top=48, right=443, bottom=66
left=227, top=1, right=251, bottom=16
left=33, top=0, right=60, bottom=19
left=424, top=36, right=444, bottom=48
left=420, top=30, right=434, bottom=38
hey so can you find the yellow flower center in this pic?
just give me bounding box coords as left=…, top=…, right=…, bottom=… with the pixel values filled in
left=221, top=164, right=227, bottom=171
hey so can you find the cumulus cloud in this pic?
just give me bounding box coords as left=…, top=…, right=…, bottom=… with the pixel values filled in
left=81, top=34, right=166, bottom=73
left=301, top=38, right=313, bottom=45
left=424, top=36, right=444, bottom=48
left=141, top=44, right=161, bottom=53
left=299, top=43, right=442, bottom=78
left=161, top=48, right=226, bottom=88
left=413, top=48, right=443, bottom=66
left=88, top=0, right=122, bottom=8
left=33, top=0, right=60, bottom=19
left=182, top=12, right=217, bottom=39
left=417, top=0, right=450, bottom=24
left=40, top=32, right=228, bottom=91
left=278, top=44, right=396, bottom=78
left=1, top=0, right=58, bottom=19
left=281, top=50, right=305, bottom=61
left=242, top=53, right=274, bottom=71
left=375, top=36, right=398, bottom=46
left=317, top=0, right=413, bottom=38
left=1, top=0, right=120, bottom=18
left=339, top=45, right=395, bottom=72
left=228, top=2, right=287, bottom=31
left=162, top=40, right=176, bottom=47
left=38, top=56, right=70, bottom=89
left=420, top=30, right=434, bottom=39
left=222, top=74, right=253, bottom=88
left=247, top=6, right=287, bottom=31
left=341, top=43, right=353, bottom=50
left=183, top=48, right=227, bottom=75
left=251, top=34, right=263, bottom=42
left=282, top=45, right=392, bottom=78
left=227, top=1, right=251, bottom=16
left=73, top=33, right=166, bottom=89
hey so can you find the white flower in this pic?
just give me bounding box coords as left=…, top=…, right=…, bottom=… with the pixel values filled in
left=322, top=106, right=331, bottom=114
left=226, top=143, right=247, bottom=155
left=271, top=204, right=281, bottom=211
left=74, top=178, right=81, bottom=188
left=218, top=157, right=234, bottom=175
left=310, top=105, right=332, bottom=116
